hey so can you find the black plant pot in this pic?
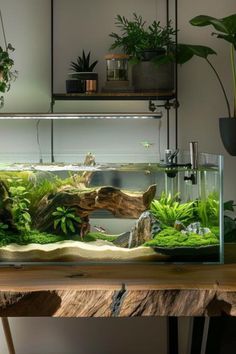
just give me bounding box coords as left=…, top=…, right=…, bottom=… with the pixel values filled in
left=219, top=117, right=236, bottom=156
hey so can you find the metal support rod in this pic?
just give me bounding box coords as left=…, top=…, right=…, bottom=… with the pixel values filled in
left=174, top=0, right=178, bottom=150
left=51, top=0, right=55, bottom=163
left=166, top=101, right=170, bottom=149
left=2, top=318, right=15, bottom=354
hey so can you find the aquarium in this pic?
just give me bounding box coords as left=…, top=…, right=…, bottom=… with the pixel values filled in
left=0, top=151, right=223, bottom=264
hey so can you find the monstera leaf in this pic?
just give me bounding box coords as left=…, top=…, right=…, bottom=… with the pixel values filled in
left=190, top=15, right=236, bottom=49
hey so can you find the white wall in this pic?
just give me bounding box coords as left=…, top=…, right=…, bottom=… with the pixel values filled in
left=0, top=0, right=235, bottom=353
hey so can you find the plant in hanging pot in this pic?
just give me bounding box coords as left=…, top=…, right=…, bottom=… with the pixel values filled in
left=109, top=13, right=177, bottom=91
left=0, top=10, right=18, bottom=108
left=188, top=14, right=236, bottom=155
left=66, top=50, right=98, bottom=94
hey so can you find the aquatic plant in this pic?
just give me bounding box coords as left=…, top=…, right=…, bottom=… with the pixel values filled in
left=28, top=179, right=57, bottom=216
left=144, top=227, right=219, bottom=248
left=84, top=232, right=117, bottom=243
left=8, top=178, right=31, bottom=231
left=150, top=193, right=194, bottom=227
left=52, top=206, right=82, bottom=235
left=194, top=193, right=219, bottom=227
left=0, top=222, right=8, bottom=237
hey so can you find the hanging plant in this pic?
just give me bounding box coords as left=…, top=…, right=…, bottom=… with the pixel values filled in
left=0, top=9, right=18, bottom=108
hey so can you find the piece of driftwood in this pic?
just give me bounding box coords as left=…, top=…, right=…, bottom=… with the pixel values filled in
left=0, top=243, right=235, bottom=317
left=34, top=185, right=156, bottom=231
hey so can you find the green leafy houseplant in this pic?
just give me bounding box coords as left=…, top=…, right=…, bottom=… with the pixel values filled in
left=69, top=50, right=98, bottom=76
left=67, top=50, right=98, bottom=93
left=189, top=14, right=236, bottom=118
left=183, top=14, right=236, bottom=155
left=52, top=206, right=82, bottom=235
left=0, top=10, right=18, bottom=107
left=109, top=13, right=176, bottom=64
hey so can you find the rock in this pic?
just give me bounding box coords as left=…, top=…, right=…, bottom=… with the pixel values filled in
left=186, top=222, right=211, bottom=235
left=129, top=211, right=154, bottom=248
left=112, top=232, right=131, bottom=248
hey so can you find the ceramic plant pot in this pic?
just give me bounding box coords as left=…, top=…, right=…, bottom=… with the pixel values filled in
left=219, top=117, right=236, bottom=156
left=66, top=73, right=98, bottom=94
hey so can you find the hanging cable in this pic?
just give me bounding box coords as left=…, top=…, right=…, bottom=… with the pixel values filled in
left=0, top=10, right=8, bottom=50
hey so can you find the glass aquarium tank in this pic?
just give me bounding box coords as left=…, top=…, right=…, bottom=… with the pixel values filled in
left=0, top=151, right=223, bottom=264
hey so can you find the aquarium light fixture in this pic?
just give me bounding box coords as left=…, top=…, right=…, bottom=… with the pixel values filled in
left=0, top=112, right=162, bottom=120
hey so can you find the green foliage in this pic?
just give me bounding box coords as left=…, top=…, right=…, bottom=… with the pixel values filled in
left=0, top=44, right=18, bottom=107
left=70, top=50, right=98, bottom=74
left=194, top=194, right=219, bottom=227
left=52, top=206, right=81, bottom=235
left=109, top=13, right=176, bottom=63
left=177, top=44, right=216, bottom=64
left=189, top=13, right=236, bottom=117
left=28, top=179, right=57, bottom=216
left=0, top=222, right=8, bottom=237
left=190, top=15, right=236, bottom=49
left=150, top=193, right=194, bottom=227
left=144, top=227, right=219, bottom=248
left=83, top=232, right=117, bottom=243
left=8, top=178, right=31, bottom=231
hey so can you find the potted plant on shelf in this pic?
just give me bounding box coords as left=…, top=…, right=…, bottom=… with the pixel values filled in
left=109, top=13, right=177, bottom=92
left=0, top=10, right=18, bottom=108
left=66, top=50, right=98, bottom=94
left=188, top=14, right=236, bottom=155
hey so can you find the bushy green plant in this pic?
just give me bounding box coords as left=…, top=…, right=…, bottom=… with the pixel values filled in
left=0, top=222, right=8, bottom=237
left=150, top=193, right=194, bottom=227
left=8, top=178, right=31, bottom=231
left=0, top=43, right=18, bottom=108
left=194, top=194, right=219, bottom=227
left=28, top=179, right=57, bottom=216
left=109, top=13, right=176, bottom=63
left=52, top=206, right=81, bottom=235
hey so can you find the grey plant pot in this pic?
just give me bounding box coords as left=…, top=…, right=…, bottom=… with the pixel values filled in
left=219, top=117, right=236, bottom=156
left=132, top=62, right=174, bottom=91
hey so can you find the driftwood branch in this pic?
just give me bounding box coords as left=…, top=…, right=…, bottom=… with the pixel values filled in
left=34, top=185, right=156, bottom=232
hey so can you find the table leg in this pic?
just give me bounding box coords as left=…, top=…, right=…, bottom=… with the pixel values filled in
left=167, top=317, right=179, bottom=354
left=2, top=318, right=15, bottom=354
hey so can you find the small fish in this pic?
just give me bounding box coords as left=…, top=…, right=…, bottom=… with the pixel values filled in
left=93, top=226, right=106, bottom=233
left=141, top=141, right=154, bottom=149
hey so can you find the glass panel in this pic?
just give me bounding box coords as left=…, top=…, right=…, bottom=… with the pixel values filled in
left=0, top=152, right=223, bottom=264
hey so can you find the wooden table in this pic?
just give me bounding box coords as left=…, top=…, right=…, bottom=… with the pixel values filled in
left=0, top=244, right=235, bottom=317
left=0, top=244, right=236, bottom=354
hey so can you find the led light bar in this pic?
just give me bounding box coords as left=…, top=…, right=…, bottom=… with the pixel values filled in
left=0, top=112, right=162, bottom=120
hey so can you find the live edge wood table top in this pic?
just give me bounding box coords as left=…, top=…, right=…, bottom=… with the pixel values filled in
left=0, top=244, right=236, bottom=317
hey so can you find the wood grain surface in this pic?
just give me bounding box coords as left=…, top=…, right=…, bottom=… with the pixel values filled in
left=0, top=244, right=235, bottom=317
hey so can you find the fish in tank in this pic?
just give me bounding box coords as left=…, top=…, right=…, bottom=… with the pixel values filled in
left=0, top=152, right=223, bottom=264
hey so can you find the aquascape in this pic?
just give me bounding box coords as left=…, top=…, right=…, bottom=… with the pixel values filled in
left=0, top=152, right=223, bottom=263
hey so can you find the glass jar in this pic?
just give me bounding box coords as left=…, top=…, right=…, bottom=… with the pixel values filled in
left=105, top=54, right=129, bottom=81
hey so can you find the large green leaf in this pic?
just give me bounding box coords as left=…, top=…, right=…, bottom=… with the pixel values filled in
left=177, top=44, right=216, bottom=64
left=190, top=15, right=236, bottom=34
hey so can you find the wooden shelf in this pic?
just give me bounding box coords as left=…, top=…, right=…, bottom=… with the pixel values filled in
left=0, top=244, right=235, bottom=317
left=53, top=91, right=176, bottom=101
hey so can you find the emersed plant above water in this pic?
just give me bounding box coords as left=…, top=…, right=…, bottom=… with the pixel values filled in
left=182, top=14, right=236, bottom=118
left=0, top=10, right=18, bottom=108
left=109, top=13, right=176, bottom=64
